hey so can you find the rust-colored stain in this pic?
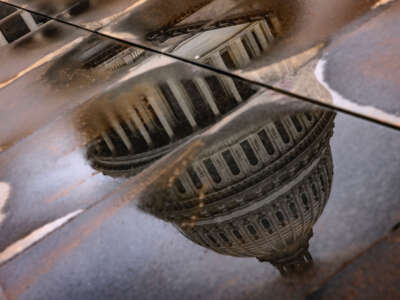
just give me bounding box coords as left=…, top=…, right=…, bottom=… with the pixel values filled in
left=306, top=229, right=400, bottom=299
left=0, top=37, right=84, bottom=90
left=46, top=178, right=87, bottom=204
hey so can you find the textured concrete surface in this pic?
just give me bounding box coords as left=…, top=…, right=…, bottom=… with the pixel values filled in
left=306, top=227, right=400, bottom=300
left=0, top=1, right=400, bottom=299
left=323, top=0, right=400, bottom=116
left=0, top=112, right=399, bottom=300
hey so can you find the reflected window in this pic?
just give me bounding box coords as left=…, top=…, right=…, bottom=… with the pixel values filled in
left=0, top=14, right=30, bottom=43
left=247, top=224, right=259, bottom=240
left=187, top=167, right=202, bottom=189
left=289, top=202, right=299, bottom=219
left=197, top=234, right=210, bottom=248
left=159, top=83, right=192, bottom=136
left=305, top=113, right=314, bottom=122
left=257, top=130, right=275, bottom=155
left=181, top=79, right=214, bottom=127
left=320, top=175, right=325, bottom=192
left=120, top=120, right=148, bottom=153
left=241, top=37, right=256, bottom=59
left=203, top=159, right=222, bottom=184
left=220, top=49, right=258, bottom=98
left=0, top=4, right=16, bottom=20
left=221, top=49, right=236, bottom=70
left=174, top=178, right=186, bottom=194
left=140, top=98, right=170, bottom=146
left=233, top=230, right=245, bottom=243
left=311, top=183, right=319, bottom=199
left=219, top=233, right=231, bottom=246
left=260, top=218, right=273, bottom=234
left=69, top=0, right=90, bottom=16
left=107, top=127, right=131, bottom=155
left=301, top=193, right=310, bottom=210
left=83, top=43, right=128, bottom=69
left=32, top=13, right=49, bottom=25
left=251, top=30, right=263, bottom=52
left=204, top=76, right=236, bottom=114
left=206, top=234, right=220, bottom=247
left=290, top=116, right=303, bottom=132
left=274, top=121, right=290, bottom=144
left=222, top=150, right=240, bottom=175
left=233, top=78, right=258, bottom=100
left=276, top=211, right=286, bottom=226
left=240, top=140, right=258, bottom=166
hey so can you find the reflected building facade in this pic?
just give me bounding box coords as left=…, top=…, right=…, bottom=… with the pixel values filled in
left=0, top=3, right=50, bottom=46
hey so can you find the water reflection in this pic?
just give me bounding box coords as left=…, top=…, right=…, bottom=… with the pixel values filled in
left=83, top=84, right=335, bottom=277
left=83, top=70, right=260, bottom=177
left=143, top=109, right=335, bottom=276
left=77, top=11, right=329, bottom=178
left=44, top=7, right=280, bottom=85
left=0, top=2, right=399, bottom=298
left=72, top=5, right=336, bottom=277
left=1, top=0, right=336, bottom=278
left=2, top=0, right=399, bottom=130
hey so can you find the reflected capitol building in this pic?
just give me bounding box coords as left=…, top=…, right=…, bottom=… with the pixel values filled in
left=12, top=2, right=336, bottom=276
left=1, top=1, right=398, bottom=299
left=143, top=109, right=335, bottom=276
left=75, top=6, right=335, bottom=276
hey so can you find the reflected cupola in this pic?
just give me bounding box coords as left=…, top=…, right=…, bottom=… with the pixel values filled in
left=46, top=8, right=280, bottom=84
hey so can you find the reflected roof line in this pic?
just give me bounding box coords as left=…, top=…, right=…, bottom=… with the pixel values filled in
left=0, top=1, right=399, bottom=131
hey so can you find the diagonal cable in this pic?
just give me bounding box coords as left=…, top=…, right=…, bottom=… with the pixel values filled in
left=0, top=1, right=399, bottom=131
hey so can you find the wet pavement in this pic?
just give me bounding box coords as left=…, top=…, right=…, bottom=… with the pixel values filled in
left=0, top=1, right=399, bottom=299
left=307, top=226, right=400, bottom=300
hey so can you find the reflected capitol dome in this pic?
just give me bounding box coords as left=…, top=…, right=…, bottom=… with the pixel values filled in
left=142, top=109, right=335, bottom=276
left=71, top=7, right=337, bottom=276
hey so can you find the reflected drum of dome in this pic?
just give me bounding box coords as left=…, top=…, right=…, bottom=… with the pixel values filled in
left=79, top=11, right=327, bottom=177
